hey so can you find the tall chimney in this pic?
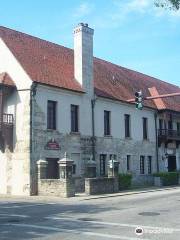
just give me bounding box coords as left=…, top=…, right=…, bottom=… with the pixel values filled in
left=74, top=23, right=94, bottom=97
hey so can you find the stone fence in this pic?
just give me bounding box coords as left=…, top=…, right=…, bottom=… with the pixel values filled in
left=38, top=179, right=75, bottom=198
left=85, top=177, right=118, bottom=195
left=37, top=154, right=75, bottom=198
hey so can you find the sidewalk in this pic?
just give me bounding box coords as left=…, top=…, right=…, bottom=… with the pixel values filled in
left=0, top=186, right=180, bottom=203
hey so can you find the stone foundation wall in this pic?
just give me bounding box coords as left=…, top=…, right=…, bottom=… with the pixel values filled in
left=38, top=179, right=75, bottom=198
left=85, top=177, right=118, bottom=195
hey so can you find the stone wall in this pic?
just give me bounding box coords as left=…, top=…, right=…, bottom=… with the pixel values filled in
left=31, top=84, right=158, bottom=195
left=38, top=179, right=75, bottom=198
left=85, top=177, right=118, bottom=195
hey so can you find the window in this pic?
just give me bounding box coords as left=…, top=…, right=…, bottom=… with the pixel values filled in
left=147, top=156, right=152, bottom=174
left=168, top=120, right=173, bottom=130
left=100, top=154, right=106, bottom=176
left=104, top=110, right=111, bottom=135
left=46, top=158, right=59, bottom=179
left=143, top=117, right=148, bottom=140
left=127, top=155, right=131, bottom=171
left=177, top=122, right=180, bottom=134
left=125, top=114, right=131, bottom=138
left=71, top=105, right=79, bottom=132
left=72, top=164, right=76, bottom=175
left=47, top=101, right=57, bottom=130
left=110, top=154, right=117, bottom=160
left=159, top=119, right=163, bottom=129
left=140, top=156, right=145, bottom=174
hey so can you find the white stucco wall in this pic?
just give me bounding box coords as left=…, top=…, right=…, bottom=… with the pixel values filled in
left=35, top=85, right=92, bottom=136
left=35, top=85, right=156, bottom=141
left=95, top=98, right=156, bottom=141
left=0, top=38, right=32, bottom=195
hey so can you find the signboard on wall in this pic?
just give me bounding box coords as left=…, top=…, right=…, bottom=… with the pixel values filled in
left=45, top=138, right=60, bottom=150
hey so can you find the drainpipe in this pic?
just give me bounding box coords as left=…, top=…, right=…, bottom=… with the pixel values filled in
left=30, top=82, right=37, bottom=153
left=30, top=82, right=37, bottom=195
left=154, top=112, right=159, bottom=172
left=91, top=97, right=97, bottom=161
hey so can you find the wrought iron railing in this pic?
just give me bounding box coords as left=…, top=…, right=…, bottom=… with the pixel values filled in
left=2, top=113, right=13, bottom=125
left=158, top=129, right=180, bottom=140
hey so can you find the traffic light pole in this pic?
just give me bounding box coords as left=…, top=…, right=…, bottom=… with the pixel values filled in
left=127, top=92, right=180, bottom=103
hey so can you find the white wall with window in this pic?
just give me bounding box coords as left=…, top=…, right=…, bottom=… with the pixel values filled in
left=95, top=98, right=156, bottom=141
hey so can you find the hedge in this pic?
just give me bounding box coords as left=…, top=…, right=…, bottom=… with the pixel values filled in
left=118, top=173, right=132, bottom=190
left=153, top=172, right=179, bottom=186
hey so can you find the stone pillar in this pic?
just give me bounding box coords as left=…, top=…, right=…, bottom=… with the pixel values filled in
left=86, top=158, right=96, bottom=178
left=58, top=153, right=75, bottom=197
left=37, top=159, right=48, bottom=179
left=58, top=153, right=74, bottom=179
left=108, top=160, right=119, bottom=178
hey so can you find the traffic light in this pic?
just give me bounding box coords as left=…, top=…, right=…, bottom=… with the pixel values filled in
left=135, top=91, right=143, bottom=110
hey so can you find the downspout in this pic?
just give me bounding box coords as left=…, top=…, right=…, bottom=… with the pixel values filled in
left=91, top=97, right=97, bottom=161
left=154, top=112, right=159, bottom=172
left=30, top=82, right=37, bottom=195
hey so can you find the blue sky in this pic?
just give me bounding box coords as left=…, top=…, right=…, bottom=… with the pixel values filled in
left=1, top=0, right=180, bottom=86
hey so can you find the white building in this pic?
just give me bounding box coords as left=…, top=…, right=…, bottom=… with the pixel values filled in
left=0, top=23, right=180, bottom=195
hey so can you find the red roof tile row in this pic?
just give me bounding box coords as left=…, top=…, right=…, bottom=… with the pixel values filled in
left=0, top=72, right=15, bottom=87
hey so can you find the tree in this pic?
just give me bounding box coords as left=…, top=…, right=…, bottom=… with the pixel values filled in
left=155, top=0, right=180, bottom=10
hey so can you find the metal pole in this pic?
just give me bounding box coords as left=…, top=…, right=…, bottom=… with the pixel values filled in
left=127, top=92, right=180, bottom=103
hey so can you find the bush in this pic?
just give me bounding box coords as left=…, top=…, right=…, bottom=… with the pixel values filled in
left=118, top=173, right=132, bottom=190
left=153, top=172, right=179, bottom=186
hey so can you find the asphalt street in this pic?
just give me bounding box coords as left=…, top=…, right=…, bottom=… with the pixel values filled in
left=0, top=187, right=180, bottom=240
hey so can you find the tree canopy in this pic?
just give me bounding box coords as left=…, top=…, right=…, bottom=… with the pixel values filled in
left=155, top=0, right=180, bottom=10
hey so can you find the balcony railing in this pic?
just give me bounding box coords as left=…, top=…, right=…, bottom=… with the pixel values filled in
left=0, top=114, right=13, bottom=127
left=158, top=129, right=180, bottom=140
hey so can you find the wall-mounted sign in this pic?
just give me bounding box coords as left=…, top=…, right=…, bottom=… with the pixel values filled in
left=45, top=138, right=60, bottom=150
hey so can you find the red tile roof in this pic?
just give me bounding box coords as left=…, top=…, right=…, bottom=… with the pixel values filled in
left=0, top=72, right=15, bottom=87
left=0, top=26, right=179, bottom=112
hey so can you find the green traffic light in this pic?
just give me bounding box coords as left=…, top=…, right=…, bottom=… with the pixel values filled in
left=136, top=102, right=143, bottom=110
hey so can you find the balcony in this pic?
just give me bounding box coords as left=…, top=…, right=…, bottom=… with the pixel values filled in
left=158, top=129, right=180, bottom=141
left=2, top=113, right=13, bottom=125
left=0, top=113, right=13, bottom=129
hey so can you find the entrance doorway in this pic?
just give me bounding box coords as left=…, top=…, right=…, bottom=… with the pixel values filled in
left=168, top=156, right=176, bottom=172
left=46, top=158, right=59, bottom=179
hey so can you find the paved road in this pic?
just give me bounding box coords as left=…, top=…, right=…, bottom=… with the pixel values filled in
left=0, top=187, right=180, bottom=240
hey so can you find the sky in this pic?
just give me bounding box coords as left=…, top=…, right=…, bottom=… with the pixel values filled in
left=0, top=0, right=180, bottom=87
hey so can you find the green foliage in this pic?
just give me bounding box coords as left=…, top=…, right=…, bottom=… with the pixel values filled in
left=153, top=172, right=179, bottom=186
left=118, top=173, right=132, bottom=190
left=155, top=0, right=180, bottom=10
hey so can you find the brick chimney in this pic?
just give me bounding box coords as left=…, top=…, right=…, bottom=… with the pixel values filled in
left=74, top=23, right=94, bottom=97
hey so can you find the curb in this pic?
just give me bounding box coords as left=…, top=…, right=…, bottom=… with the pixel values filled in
left=79, top=186, right=180, bottom=201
